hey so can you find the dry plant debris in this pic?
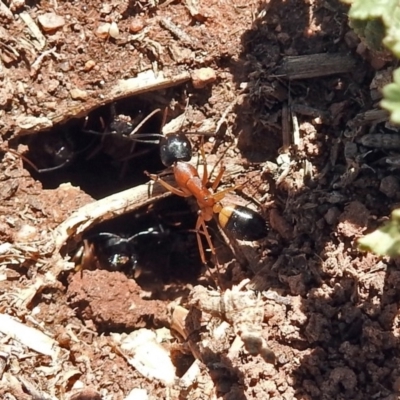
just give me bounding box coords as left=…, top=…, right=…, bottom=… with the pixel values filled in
left=187, top=281, right=276, bottom=364
left=0, top=313, right=59, bottom=357
left=112, top=329, right=176, bottom=386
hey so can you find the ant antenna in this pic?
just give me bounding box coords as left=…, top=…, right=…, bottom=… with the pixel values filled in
left=5, top=148, right=40, bottom=172
left=129, top=108, right=162, bottom=138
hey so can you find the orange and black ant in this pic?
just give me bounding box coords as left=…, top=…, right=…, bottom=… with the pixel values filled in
left=132, top=128, right=268, bottom=266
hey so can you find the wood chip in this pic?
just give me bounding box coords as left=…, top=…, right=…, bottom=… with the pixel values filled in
left=113, top=329, right=176, bottom=386
left=276, top=53, right=357, bottom=80
left=0, top=0, right=13, bottom=20
left=0, top=313, right=59, bottom=357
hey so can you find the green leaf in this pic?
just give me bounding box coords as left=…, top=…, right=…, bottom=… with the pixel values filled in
left=348, top=0, right=398, bottom=21
left=348, top=0, right=400, bottom=55
left=341, top=0, right=400, bottom=140
left=358, top=209, right=400, bottom=256
left=381, top=68, right=400, bottom=124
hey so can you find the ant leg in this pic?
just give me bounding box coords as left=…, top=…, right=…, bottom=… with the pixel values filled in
left=129, top=108, right=161, bottom=138
left=207, top=183, right=243, bottom=203
left=196, top=216, right=223, bottom=287
left=199, top=139, right=209, bottom=187
left=200, top=218, right=217, bottom=258
left=199, top=140, right=232, bottom=191
left=210, top=163, right=225, bottom=191
left=36, top=160, right=74, bottom=173
left=74, top=240, right=96, bottom=272
left=122, top=109, right=161, bottom=178
left=195, top=216, right=208, bottom=265
left=195, top=216, right=218, bottom=261
left=145, top=172, right=192, bottom=198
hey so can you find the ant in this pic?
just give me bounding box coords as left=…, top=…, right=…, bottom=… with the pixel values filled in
left=74, top=224, right=170, bottom=278
left=16, top=104, right=161, bottom=175
left=81, top=103, right=162, bottom=177
left=13, top=129, right=90, bottom=173
left=132, top=127, right=269, bottom=266
left=82, top=103, right=161, bottom=140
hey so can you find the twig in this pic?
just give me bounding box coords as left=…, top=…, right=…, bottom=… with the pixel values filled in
left=291, top=109, right=300, bottom=146
left=281, top=102, right=290, bottom=151
left=159, top=18, right=202, bottom=50
left=30, top=46, right=58, bottom=78
left=15, top=70, right=191, bottom=136
left=53, top=180, right=173, bottom=251
left=275, top=53, right=356, bottom=80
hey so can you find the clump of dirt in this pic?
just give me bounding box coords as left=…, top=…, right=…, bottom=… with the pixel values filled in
left=67, top=270, right=168, bottom=331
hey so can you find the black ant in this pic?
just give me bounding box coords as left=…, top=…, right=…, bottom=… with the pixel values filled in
left=16, top=104, right=162, bottom=175
left=72, top=197, right=204, bottom=282
left=74, top=224, right=170, bottom=278
left=14, top=129, right=91, bottom=173
left=131, top=125, right=269, bottom=265
left=82, top=103, right=161, bottom=140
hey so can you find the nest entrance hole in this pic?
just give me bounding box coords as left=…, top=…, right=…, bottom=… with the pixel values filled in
left=13, top=97, right=166, bottom=199
left=63, top=196, right=206, bottom=287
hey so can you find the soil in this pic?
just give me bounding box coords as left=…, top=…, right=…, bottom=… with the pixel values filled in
left=1, top=0, right=400, bottom=399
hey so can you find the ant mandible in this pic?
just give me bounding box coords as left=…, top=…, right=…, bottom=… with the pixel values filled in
left=134, top=128, right=269, bottom=265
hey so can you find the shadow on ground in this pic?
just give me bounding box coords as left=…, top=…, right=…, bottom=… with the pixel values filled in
left=229, top=0, right=400, bottom=398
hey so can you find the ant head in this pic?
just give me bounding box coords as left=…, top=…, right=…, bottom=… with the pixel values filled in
left=86, top=232, right=139, bottom=272
left=160, top=133, right=192, bottom=167
left=109, top=118, right=133, bottom=137
left=53, top=145, right=75, bottom=165
left=107, top=252, right=138, bottom=271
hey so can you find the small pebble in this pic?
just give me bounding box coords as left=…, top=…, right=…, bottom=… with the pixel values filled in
left=84, top=60, right=96, bottom=72
left=324, top=207, right=341, bottom=225
left=95, top=23, right=111, bottom=39
left=191, top=67, right=217, bottom=89
left=129, top=19, right=144, bottom=33
left=59, top=61, right=71, bottom=72
left=379, top=175, right=400, bottom=199
left=38, top=12, right=65, bottom=33
left=36, top=91, right=46, bottom=100
left=70, top=88, right=88, bottom=100
left=100, top=4, right=112, bottom=14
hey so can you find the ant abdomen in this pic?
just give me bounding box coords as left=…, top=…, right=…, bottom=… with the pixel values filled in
left=218, top=205, right=268, bottom=241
